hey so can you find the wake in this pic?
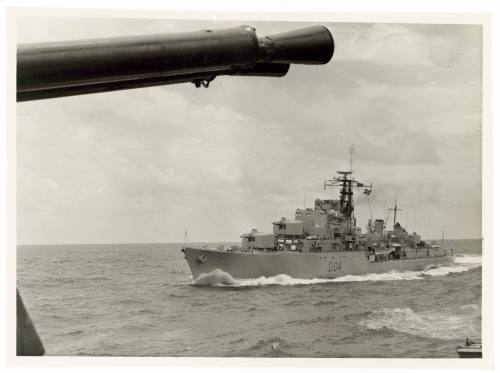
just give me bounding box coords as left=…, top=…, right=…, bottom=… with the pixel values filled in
left=359, top=304, right=481, bottom=340
left=193, top=255, right=481, bottom=287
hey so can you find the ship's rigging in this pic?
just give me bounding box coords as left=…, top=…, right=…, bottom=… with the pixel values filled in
left=323, top=145, right=372, bottom=230
left=323, top=171, right=372, bottom=230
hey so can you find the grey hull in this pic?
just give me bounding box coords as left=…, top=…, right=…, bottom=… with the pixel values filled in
left=183, top=247, right=455, bottom=280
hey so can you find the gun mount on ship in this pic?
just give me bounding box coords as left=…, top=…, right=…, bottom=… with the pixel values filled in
left=17, top=25, right=334, bottom=101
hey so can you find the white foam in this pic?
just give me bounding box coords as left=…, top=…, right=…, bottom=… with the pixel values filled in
left=332, top=271, right=423, bottom=282
left=360, top=306, right=481, bottom=340
left=335, top=261, right=480, bottom=282
left=194, top=269, right=236, bottom=286
left=459, top=304, right=480, bottom=311
left=193, top=255, right=482, bottom=287
left=195, top=269, right=337, bottom=287
left=420, top=265, right=470, bottom=276
left=454, top=255, right=482, bottom=265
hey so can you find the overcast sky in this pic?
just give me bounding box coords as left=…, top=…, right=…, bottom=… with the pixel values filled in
left=16, top=17, right=482, bottom=244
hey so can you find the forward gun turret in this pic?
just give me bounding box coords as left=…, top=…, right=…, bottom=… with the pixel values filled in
left=17, top=25, right=334, bottom=101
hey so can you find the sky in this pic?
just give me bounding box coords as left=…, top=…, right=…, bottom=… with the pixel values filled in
left=16, top=17, right=483, bottom=244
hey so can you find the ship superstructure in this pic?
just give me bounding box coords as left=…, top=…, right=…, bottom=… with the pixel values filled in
left=240, top=170, right=372, bottom=254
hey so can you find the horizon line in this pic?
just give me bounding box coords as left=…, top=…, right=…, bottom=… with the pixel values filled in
left=16, top=237, right=484, bottom=247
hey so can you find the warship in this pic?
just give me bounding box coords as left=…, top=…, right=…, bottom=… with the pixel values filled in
left=182, top=160, right=454, bottom=280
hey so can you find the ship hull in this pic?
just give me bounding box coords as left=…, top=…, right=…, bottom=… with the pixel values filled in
left=182, top=247, right=455, bottom=280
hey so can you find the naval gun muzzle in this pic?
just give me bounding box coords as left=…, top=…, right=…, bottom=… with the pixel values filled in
left=17, top=25, right=334, bottom=101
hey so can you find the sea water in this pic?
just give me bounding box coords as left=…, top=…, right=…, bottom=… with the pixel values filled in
left=16, top=239, right=482, bottom=357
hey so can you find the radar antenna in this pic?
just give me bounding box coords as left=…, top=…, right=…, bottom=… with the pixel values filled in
left=323, top=171, right=372, bottom=230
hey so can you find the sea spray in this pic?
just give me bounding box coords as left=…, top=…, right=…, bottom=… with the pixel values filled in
left=454, top=255, right=482, bottom=265
left=194, top=269, right=336, bottom=287
left=359, top=305, right=481, bottom=340
left=193, top=257, right=481, bottom=287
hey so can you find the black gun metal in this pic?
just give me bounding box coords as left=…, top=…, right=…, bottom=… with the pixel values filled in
left=17, top=25, right=334, bottom=101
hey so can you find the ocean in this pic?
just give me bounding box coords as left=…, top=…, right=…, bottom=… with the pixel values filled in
left=16, top=239, right=482, bottom=357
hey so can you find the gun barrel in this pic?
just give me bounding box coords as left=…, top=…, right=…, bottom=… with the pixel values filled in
left=17, top=25, right=334, bottom=101
left=18, top=63, right=291, bottom=101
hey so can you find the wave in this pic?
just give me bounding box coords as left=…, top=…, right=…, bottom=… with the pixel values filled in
left=194, top=269, right=340, bottom=287
left=314, top=300, right=337, bottom=306
left=168, top=293, right=189, bottom=298
left=284, top=299, right=304, bottom=306
left=459, top=304, right=480, bottom=311
left=454, top=255, right=482, bottom=265
left=193, top=257, right=481, bottom=287
left=87, top=276, right=112, bottom=281
left=359, top=306, right=481, bottom=340
left=238, top=337, right=294, bottom=357
left=44, top=275, right=112, bottom=284
left=61, top=329, right=84, bottom=336
left=193, top=269, right=425, bottom=286
left=117, top=298, right=147, bottom=305
left=132, top=308, right=160, bottom=315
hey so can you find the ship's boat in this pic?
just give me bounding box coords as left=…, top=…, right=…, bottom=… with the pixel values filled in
left=182, top=165, right=454, bottom=280
left=456, top=339, right=482, bottom=358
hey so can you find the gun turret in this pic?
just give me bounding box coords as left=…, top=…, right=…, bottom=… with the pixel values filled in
left=17, top=25, right=334, bottom=101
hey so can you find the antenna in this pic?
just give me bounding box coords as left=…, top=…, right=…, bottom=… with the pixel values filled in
left=348, top=144, right=355, bottom=173
left=384, top=203, right=390, bottom=227
left=366, top=192, right=373, bottom=220
left=413, top=206, right=416, bottom=233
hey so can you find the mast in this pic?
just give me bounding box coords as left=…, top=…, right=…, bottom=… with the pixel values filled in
left=413, top=207, right=416, bottom=233
left=388, top=201, right=403, bottom=230
left=324, top=171, right=371, bottom=230
left=323, top=145, right=372, bottom=231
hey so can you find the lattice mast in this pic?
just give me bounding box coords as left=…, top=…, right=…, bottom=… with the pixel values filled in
left=323, top=146, right=372, bottom=230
